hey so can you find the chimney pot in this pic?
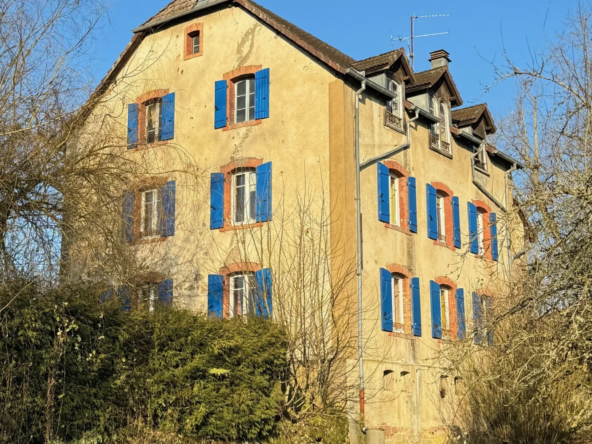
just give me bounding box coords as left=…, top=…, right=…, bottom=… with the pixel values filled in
left=429, top=49, right=451, bottom=69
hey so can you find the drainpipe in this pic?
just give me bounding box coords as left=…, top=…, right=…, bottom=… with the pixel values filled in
left=354, top=80, right=367, bottom=433
left=471, top=149, right=507, bottom=213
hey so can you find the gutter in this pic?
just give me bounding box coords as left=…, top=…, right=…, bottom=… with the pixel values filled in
left=133, top=0, right=231, bottom=33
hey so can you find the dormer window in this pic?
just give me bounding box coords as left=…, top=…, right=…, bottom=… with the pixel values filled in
left=475, top=143, right=488, bottom=172
left=385, top=79, right=404, bottom=132
left=429, top=95, right=451, bottom=155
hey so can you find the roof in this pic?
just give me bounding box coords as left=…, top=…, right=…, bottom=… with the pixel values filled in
left=352, top=49, right=405, bottom=75
left=406, top=66, right=463, bottom=107
left=452, top=103, right=496, bottom=134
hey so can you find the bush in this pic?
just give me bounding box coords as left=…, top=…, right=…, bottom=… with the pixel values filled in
left=0, top=281, right=287, bottom=443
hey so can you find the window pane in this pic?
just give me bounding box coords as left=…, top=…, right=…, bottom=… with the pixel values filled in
left=192, top=34, right=200, bottom=53
left=235, top=186, right=245, bottom=223
left=236, top=109, right=246, bottom=123
left=237, top=95, right=246, bottom=110
left=237, top=80, right=246, bottom=96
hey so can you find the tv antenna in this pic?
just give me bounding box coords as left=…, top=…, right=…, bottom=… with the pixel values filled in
left=391, top=14, right=450, bottom=69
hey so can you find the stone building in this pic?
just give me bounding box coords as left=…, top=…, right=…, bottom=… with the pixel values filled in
left=73, top=0, right=526, bottom=442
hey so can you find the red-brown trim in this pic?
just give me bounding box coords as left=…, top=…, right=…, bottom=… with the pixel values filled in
left=431, top=182, right=455, bottom=251
left=184, top=23, right=204, bottom=61
left=219, top=158, right=264, bottom=232
left=219, top=262, right=262, bottom=318
left=222, top=65, right=263, bottom=131
left=435, top=276, right=458, bottom=339
left=383, top=160, right=411, bottom=234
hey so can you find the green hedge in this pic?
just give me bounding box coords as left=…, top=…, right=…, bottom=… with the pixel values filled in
left=0, top=281, right=287, bottom=443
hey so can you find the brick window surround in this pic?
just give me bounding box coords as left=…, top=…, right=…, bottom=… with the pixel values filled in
left=223, top=65, right=262, bottom=131
left=219, top=262, right=261, bottom=319
left=219, top=157, right=264, bottom=232
left=435, top=276, right=458, bottom=340
left=184, top=23, right=203, bottom=60
left=383, top=160, right=410, bottom=235
left=130, top=177, right=169, bottom=245
left=431, top=182, right=455, bottom=250
left=134, top=89, right=170, bottom=148
left=473, top=199, right=493, bottom=261
left=386, top=264, right=412, bottom=335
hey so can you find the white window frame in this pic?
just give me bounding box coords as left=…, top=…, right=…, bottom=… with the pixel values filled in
left=192, top=32, right=200, bottom=54
left=439, top=101, right=450, bottom=144
left=231, top=169, right=257, bottom=226
left=430, top=95, right=439, bottom=136
left=229, top=273, right=256, bottom=318
left=234, top=77, right=256, bottom=124
left=436, top=192, right=446, bottom=241
left=440, top=286, right=450, bottom=331
left=477, top=211, right=485, bottom=256
left=138, top=284, right=157, bottom=312
left=392, top=274, right=405, bottom=328
left=140, top=189, right=160, bottom=238
left=476, top=143, right=488, bottom=171
left=145, top=99, right=162, bottom=143
left=388, top=79, right=403, bottom=119
left=389, top=173, right=401, bottom=227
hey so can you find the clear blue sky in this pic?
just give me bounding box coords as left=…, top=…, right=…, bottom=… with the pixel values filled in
left=91, top=0, right=578, bottom=118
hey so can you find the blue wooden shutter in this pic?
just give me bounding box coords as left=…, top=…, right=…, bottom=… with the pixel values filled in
left=158, top=279, right=173, bottom=307
left=456, top=289, right=466, bottom=339
left=127, top=103, right=139, bottom=148
left=123, top=191, right=134, bottom=242
left=117, top=285, right=131, bottom=311
left=161, top=93, right=175, bottom=140
left=100, top=288, right=114, bottom=303
left=411, top=277, right=421, bottom=336
left=408, top=177, right=417, bottom=233
left=473, top=292, right=483, bottom=345
left=210, top=173, right=225, bottom=229
left=380, top=268, right=393, bottom=332
left=255, top=268, right=273, bottom=319
left=452, top=196, right=461, bottom=248
left=255, top=68, right=270, bottom=119
left=468, top=202, right=479, bottom=254
left=426, top=184, right=438, bottom=240
left=377, top=163, right=390, bottom=223
left=161, top=181, right=175, bottom=237
left=256, top=162, right=272, bottom=222
left=208, top=275, right=224, bottom=318
left=215, top=80, right=227, bottom=129
left=490, top=213, right=499, bottom=261
left=430, top=280, right=442, bottom=339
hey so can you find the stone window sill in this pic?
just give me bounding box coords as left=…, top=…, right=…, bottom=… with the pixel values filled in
left=384, top=223, right=411, bottom=235
left=131, top=236, right=168, bottom=246
left=430, top=145, right=453, bottom=159
left=223, top=119, right=262, bottom=132
left=220, top=222, right=264, bottom=232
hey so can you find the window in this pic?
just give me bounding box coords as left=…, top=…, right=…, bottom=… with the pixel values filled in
left=145, top=99, right=162, bottom=143
left=440, top=286, right=450, bottom=331
left=191, top=32, right=200, bottom=55
left=430, top=96, right=451, bottom=153
left=138, top=284, right=157, bottom=312
left=389, top=173, right=401, bottom=226
left=477, top=210, right=485, bottom=256
left=229, top=273, right=257, bottom=318
left=476, top=143, right=488, bottom=171
left=392, top=274, right=405, bottom=327
left=436, top=191, right=446, bottom=241
left=387, top=79, right=403, bottom=118
left=141, top=189, right=161, bottom=237
left=232, top=169, right=257, bottom=225
left=235, top=77, right=255, bottom=124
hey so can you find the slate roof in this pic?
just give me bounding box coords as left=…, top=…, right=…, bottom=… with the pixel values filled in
left=352, top=49, right=405, bottom=75
left=452, top=103, right=496, bottom=133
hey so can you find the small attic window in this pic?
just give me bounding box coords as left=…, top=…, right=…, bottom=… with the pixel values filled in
left=184, top=23, right=203, bottom=60
left=475, top=143, right=488, bottom=172
left=385, top=79, right=404, bottom=132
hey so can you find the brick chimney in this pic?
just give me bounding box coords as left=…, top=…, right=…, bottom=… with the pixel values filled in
left=429, top=50, right=451, bottom=69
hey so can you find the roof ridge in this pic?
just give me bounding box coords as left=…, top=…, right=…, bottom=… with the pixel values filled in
left=355, top=47, right=403, bottom=64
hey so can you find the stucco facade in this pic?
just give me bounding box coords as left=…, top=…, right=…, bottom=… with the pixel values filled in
left=73, top=0, right=526, bottom=443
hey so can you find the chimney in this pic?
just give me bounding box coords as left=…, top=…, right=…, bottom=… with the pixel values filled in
left=429, top=50, right=451, bottom=69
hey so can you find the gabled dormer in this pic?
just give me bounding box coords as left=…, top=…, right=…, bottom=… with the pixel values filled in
left=352, top=48, right=414, bottom=133
left=451, top=104, right=497, bottom=172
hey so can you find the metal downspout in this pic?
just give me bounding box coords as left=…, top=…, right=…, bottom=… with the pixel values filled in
left=354, top=80, right=367, bottom=433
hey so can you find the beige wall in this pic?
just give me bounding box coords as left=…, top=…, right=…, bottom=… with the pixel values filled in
left=76, top=4, right=522, bottom=443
